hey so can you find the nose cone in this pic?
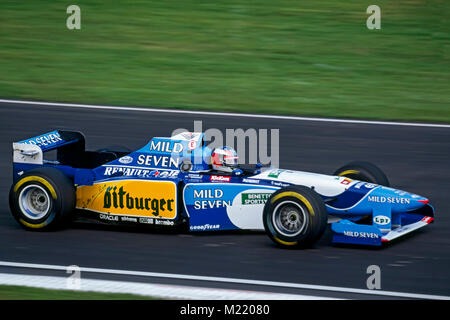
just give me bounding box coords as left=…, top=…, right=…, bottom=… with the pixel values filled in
left=369, top=186, right=430, bottom=212
left=409, top=193, right=430, bottom=209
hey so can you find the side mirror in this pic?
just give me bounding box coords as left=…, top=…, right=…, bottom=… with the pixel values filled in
left=180, top=159, right=193, bottom=172
left=232, top=168, right=243, bottom=176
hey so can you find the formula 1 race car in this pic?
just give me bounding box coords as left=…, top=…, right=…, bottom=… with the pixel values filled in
left=9, top=130, right=434, bottom=247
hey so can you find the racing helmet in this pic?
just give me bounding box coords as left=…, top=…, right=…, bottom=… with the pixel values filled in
left=211, top=146, right=239, bottom=173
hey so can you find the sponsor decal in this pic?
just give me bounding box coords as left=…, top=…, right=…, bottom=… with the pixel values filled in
left=242, top=178, right=260, bottom=184
left=139, top=217, right=154, bottom=224
left=188, top=140, right=197, bottom=150
left=341, top=178, right=352, bottom=185
left=150, top=140, right=184, bottom=153
left=151, top=170, right=179, bottom=178
left=373, top=215, right=391, bottom=225
left=268, top=169, right=285, bottom=178
left=367, top=196, right=410, bottom=204
left=21, top=131, right=63, bottom=147
left=210, top=175, right=231, bottom=182
left=241, top=192, right=272, bottom=205
left=118, top=156, right=133, bottom=164
left=155, top=220, right=174, bottom=226
left=103, top=166, right=179, bottom=179
left=137, top=154, right=180, bottom=169
left=76, top=180, right=177, bottom=219
left=121, top=216, right=138, bottom=222
left=190, top=224, right=220, bottom=231
left=270, top=181, right=290, bottom=187
left=187, top=173, right=202, bottom=179
left=344, top=231, right=379, bottom=239
left=194, top=189, right=223, bottom=198
left=99, top=214, right=119, bottom=221
left=193, top=188, right=231, bottom=209
left=354, top=182, right=376, bottom=189
left=103, top=186, right=174, bottom=216
left=389, top=225, right=411, bottom=234
left=421, top=217, right=433, bottom=224
left=180, top=132, right=199, bottom=140
left=104, top=166, right=151, bottom=177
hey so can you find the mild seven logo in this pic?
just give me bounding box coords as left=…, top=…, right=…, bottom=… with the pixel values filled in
left=368, top=196, right=410, bottom=204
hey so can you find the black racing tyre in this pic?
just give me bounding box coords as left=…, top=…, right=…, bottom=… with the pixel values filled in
left=333, top=161, right=390, bottom=186
left=9, top=167, right=75, bottom=231
left=263, top=186, right=328, bottom=249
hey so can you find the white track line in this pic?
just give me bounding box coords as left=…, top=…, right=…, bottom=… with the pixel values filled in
left=0, top=261, right=448, bottom=300
left=1, top=99, right=449, bottom=128
left=0, top=273, right=334, bottom=300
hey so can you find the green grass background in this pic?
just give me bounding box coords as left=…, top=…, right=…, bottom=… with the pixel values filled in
left=0, top=1, right=449, bottom=122
left=0, top=285, right=154, bottom=300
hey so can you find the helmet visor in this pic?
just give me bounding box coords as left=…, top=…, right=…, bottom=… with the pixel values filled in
left=223, top=155, right=238, bottom=167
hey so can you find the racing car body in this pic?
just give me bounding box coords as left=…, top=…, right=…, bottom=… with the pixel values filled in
left=9, top=130, right=434, bottom=247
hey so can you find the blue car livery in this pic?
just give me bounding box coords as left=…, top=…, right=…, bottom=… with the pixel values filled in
left=9, top=130, right=434, bottom=248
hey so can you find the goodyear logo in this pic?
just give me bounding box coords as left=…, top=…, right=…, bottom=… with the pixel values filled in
left=241, top=192, right=272, bottom=205
left=76, top=180, right=177, bottom=219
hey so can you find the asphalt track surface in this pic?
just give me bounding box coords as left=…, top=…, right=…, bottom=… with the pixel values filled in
left=0, top=101, right=449, bottom=299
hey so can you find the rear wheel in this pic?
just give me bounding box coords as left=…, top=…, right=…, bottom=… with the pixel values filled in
left=333, top=161, right=390, bottom=186
left=9, top=167, right=75, bottom=230
left=263, top=186, right=327, bottom=248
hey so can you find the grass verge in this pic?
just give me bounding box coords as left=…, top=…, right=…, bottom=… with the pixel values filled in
left=0, top=285, right=155, bottom=300
left=0, top=1, right=448, bottom=122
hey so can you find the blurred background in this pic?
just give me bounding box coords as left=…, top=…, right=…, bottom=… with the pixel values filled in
left=0, top=0, right=448, bottom=122
left=0, top=1, right=450, bottom=301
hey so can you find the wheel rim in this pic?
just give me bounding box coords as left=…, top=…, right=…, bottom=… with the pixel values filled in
left=18, top=185, right=51, bottom=220
left=272, top=201, right=307, bottom=237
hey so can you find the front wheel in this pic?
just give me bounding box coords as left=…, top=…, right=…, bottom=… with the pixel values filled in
left=9, top=167, right=75, bottom=230
left=263, top=186, right=327, bottom=248
left=333, top=161, right=390, bottom=186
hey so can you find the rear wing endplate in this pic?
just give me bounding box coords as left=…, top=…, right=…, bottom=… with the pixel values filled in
left=13, top=130, right=85, bottom=165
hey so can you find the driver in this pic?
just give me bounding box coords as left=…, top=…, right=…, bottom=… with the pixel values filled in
left=210, top=146, right=239, bottom=173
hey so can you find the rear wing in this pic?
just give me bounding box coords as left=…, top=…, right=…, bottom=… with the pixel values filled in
left=13, top=130, right=85, bottom=165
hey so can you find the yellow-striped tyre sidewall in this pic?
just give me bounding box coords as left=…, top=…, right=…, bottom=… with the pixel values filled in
left=11, top=175, right=58, bottom=229
left=333, top=161, right=390, bottom=187
left=9, top=167, right=75, bottom=231
left=263, top=186, right=327, bottom=249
